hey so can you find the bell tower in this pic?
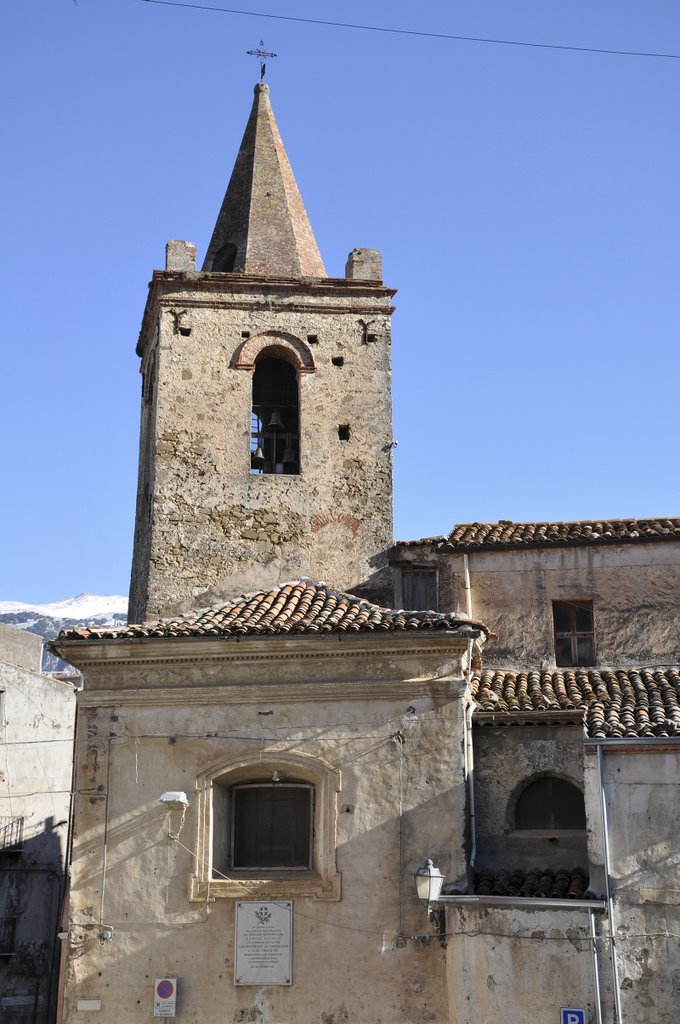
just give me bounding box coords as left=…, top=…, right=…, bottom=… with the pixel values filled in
left=129, top=83, right=395, bottom=621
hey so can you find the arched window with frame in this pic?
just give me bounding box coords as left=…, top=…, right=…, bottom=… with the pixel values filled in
left=250, top=356, right=299, bottom=475
left=514, top=775, right=586, bottom=831
left=191, top=752, right=340, bottom=901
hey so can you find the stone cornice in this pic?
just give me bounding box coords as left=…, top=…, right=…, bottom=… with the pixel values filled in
left=137, top=273, right=397, bottom=356
left=162, top=296, right=395, bottom=316
left=52, top=630, right=476, bottom=669
left=76, top=676, right=466, bottom=708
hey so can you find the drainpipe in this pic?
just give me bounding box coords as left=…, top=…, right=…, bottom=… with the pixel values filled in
left=462, top=553, right=477, bottom=891
left=597, top=744, right=623, bottom=1024
left=463, top=553, right=472, bottom=619
left=464, top=696, right=477, bottom=892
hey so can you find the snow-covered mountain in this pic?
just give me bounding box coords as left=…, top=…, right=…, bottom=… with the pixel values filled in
left=0, top=594, right=128, bottom=673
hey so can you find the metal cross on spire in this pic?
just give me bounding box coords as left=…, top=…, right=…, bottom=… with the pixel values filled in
left=246, top=40, right=277, bottom=81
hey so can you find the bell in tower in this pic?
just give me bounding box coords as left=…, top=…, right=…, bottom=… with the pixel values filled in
left=129, top=83, right=396, bottom=622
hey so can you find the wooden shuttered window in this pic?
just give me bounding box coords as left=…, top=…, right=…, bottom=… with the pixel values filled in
left=402, top=569, right=438, bottom=611
left=515, top=777, right=586, bottom=830
left=232, top=783, right=313, bottom=869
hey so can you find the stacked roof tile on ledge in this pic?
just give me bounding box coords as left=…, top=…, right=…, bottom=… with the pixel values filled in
left=396, top=517, right=680, bottom=551
left=470, top=868, right=591, bottom=900
left=472, top=668, right=680, bottom=738
left=56, top=579, right=489, bottom=642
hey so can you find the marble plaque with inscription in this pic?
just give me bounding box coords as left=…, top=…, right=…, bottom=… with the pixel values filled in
left=235, top=901, right=293, bottom=986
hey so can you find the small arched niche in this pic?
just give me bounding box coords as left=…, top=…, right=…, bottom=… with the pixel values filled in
left=212, top=242, right=237, bottom=272
left=514, top=775, right=586, bottom=831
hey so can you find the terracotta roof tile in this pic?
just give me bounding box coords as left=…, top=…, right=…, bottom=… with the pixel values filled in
left=470, top=867, right=591, bottom=899
left=472, top=667, right=680, bottom=739
left=396, top=517, right=680, bottom=552
left=55, top=579, right=489, bottom=643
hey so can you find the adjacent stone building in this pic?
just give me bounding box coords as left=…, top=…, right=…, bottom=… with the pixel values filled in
left=0, top=625, right=76, bottom=1024
left=51, top=80, right=680, bottom=1024
left=395, top=517, right=680, bottom=1023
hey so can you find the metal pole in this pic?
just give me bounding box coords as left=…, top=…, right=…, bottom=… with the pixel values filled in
left=597, top=744, right=623, bottom=1024
left=589, top=907, right=604, bottom=1024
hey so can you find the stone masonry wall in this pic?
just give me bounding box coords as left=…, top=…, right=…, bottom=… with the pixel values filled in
left=472, top=723, right=588, bottom=874
left=129, top=274, right=395, bottom=621
left=394, top=543, right=680, bottom=668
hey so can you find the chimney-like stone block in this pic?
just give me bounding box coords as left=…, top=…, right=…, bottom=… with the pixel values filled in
left=345, top=248, right=382, bottom=282
left=166, top=240, right=197, bottom=272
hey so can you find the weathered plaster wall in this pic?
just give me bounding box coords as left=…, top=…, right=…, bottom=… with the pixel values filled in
left=444, top=903, right=609, bottom=1024
left=0, top=625, right=42, bottom=674
left=0, top=627, right=76, bottom=1024
left=395, top=543, right=680, bottom=668
left=129, top=273, right=395, bottom=622
left=584, top=743, right=680, bottom=1024
left=61, top=637, right=472, bottom=1024
left=472, top=723, right=588, bottom=873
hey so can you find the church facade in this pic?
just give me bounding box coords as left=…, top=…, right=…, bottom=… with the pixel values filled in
left=51, top=82, right=680, bottom=1024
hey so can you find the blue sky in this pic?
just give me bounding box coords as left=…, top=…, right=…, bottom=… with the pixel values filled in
left=2, top=0, right=679, bottom=602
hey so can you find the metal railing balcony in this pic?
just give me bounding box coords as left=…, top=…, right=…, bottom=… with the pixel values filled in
left=0, top=816, right=23, bottom=852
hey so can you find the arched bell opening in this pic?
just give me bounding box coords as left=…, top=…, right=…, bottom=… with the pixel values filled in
left=250, top=357, right=299, bottom=475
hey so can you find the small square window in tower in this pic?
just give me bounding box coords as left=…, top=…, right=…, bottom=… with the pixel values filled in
left=552, top=600, right=594, bottom=666
left=232, top=783, right=313, bottom=869
left=250, top=358, right=299, bottom=475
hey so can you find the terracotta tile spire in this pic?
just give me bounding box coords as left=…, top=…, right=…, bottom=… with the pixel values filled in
left=202, top=83, right=326, bottom=278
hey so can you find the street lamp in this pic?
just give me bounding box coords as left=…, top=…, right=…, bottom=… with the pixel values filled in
left=415, top=858, right=445, bottom=903
left=414, top=858, right=447, bottom=947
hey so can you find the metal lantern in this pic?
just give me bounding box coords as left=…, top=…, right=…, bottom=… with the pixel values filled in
left=414, top=859, right=445, bottom=904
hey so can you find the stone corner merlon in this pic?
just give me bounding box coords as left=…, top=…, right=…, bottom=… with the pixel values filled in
left=165, top=240, right=196, bottom=272
left=345, top=248, right=383, bottom=282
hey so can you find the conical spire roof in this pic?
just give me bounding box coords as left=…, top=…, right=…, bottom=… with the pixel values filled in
left=202, top=83, right=326, bottom=278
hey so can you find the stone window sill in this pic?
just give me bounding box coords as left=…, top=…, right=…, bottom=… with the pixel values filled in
left=190, top=870, right=341, bottom=902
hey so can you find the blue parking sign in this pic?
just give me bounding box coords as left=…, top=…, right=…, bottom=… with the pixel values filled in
left=561, top=1010, right=586, bottom=1024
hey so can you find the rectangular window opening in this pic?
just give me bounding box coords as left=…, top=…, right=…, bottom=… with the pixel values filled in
left=338, top=425, right=350, bottom=442
left=402, top=568, right=438, bottom=611
left=552, top=600, right=594, bottom=667
left=0, top=917, right=16, bottom=956
left=331, top=357, right=344, bottom=367
left=307, top=334, right=318, bottom=344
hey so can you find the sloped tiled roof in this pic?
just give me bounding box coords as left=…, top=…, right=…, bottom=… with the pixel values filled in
left=55, top=580, right=489, bottom=642
left=470, top=867, right=591, bottom=900
left=472, top=667, right=680, bottom=738
left=396, top=517, right=680, bottom=552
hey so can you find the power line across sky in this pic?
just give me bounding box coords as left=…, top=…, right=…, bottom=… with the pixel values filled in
left=142, top=0, right=680, bottom=60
